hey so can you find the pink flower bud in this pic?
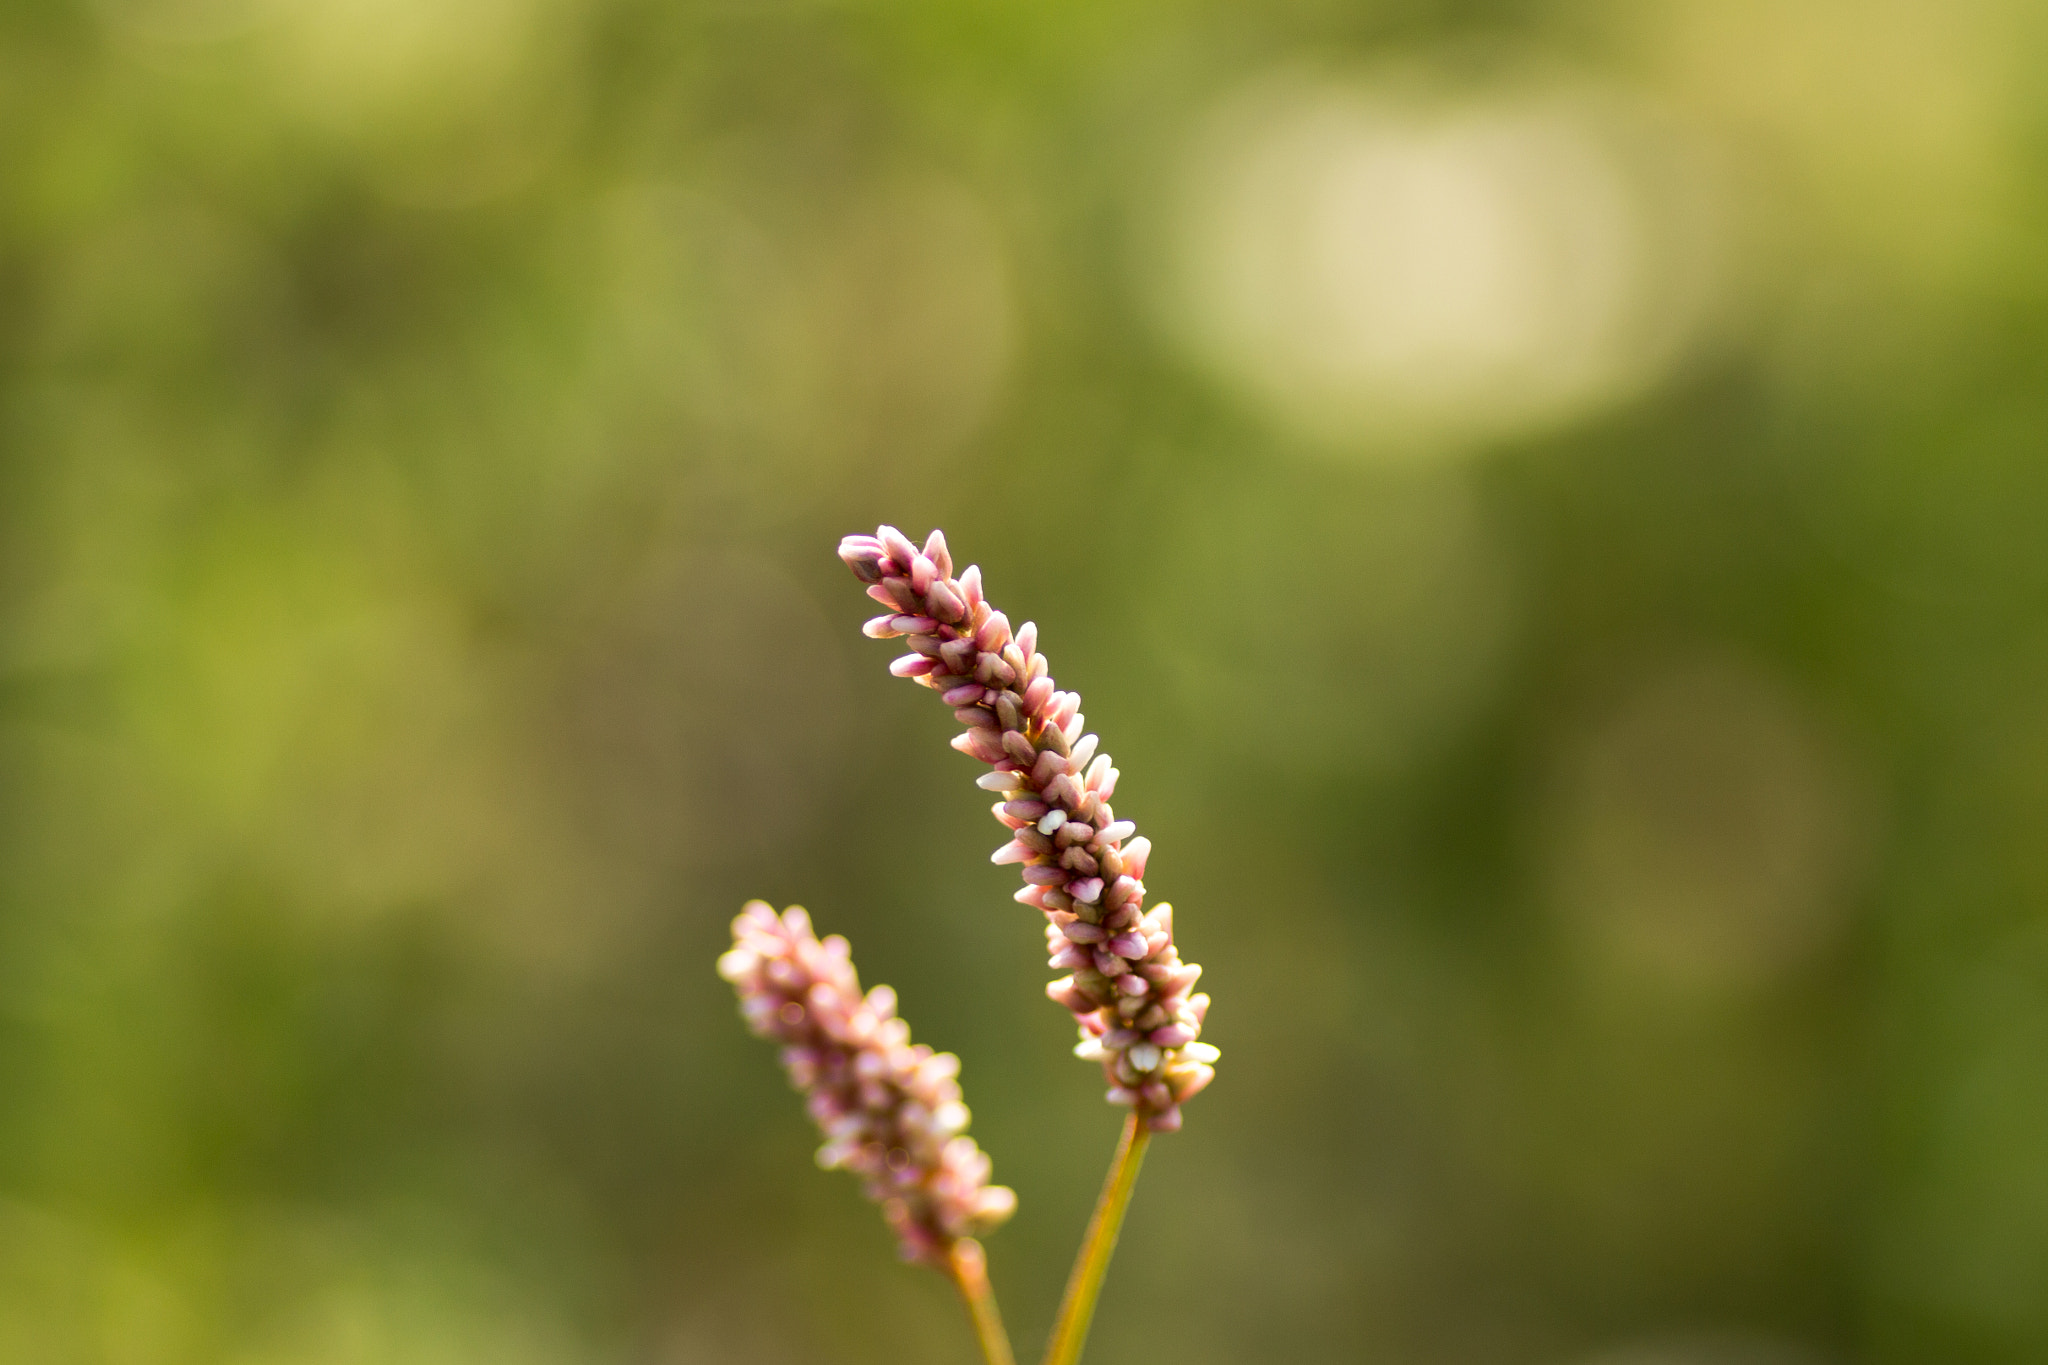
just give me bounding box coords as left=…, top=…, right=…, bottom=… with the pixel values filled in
left=1168, top=1064, right=1215, bottom=1101
left=922, top=528, right=952, bottom=579
left=1022, top=675, right=1054, bottom=716
left=877, top=524, right=919, bottom=567
left=951, top=731, right=1005, bottom=762
left=838, top=536, right=888, bottom=582
left=1107, top=931, right=1147, bottom=959
left=1145, top=1105, right=1182, bottom=1132
left=927, top=581, right=965, bottom=623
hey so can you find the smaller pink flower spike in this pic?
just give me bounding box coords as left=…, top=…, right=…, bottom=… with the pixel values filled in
left=720, top=901, right=1016, bottom=1265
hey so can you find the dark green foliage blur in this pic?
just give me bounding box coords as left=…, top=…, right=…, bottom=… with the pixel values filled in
left=4, top=0, right=2048, bottom=1361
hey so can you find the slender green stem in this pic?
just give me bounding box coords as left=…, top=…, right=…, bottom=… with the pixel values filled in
left=1041, top=1113, right=1151, bottom=1365
left=948, top=1238, right=1016, bottom=1365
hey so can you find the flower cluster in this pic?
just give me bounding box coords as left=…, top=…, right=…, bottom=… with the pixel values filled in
left=719, top=900, right=1018, bottom=1265
left=837, top=526, right=1217, bottom=1132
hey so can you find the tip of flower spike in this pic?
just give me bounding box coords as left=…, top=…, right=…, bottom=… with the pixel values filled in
left=922, top=528, right=953, bottom=579
left=877, top=524, right=919, bottom=567
left=838, top=535, right=888, bottom=582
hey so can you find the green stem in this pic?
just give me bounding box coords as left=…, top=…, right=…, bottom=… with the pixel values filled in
left=948, top=1238, right=1016, bottom=1365
left=1040, top=1113, right=1151, bottom=1365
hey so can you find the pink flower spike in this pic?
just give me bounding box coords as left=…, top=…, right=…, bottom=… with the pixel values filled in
left=838, top=527, right=1213, bottom=1131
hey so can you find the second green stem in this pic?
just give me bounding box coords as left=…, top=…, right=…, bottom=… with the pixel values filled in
left=1040, top=1113, right=1151, bottom=1365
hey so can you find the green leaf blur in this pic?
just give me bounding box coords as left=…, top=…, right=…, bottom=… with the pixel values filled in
left=3, top=0, right=2046, bottom=1362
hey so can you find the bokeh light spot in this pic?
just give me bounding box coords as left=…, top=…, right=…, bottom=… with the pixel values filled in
left=1543, top=653, right=1868, bottom=991
left=1154, top=67, right=1721, bottom=455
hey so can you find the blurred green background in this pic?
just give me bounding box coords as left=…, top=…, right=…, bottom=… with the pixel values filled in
left=4, top=0, right=2048, bottom=1361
